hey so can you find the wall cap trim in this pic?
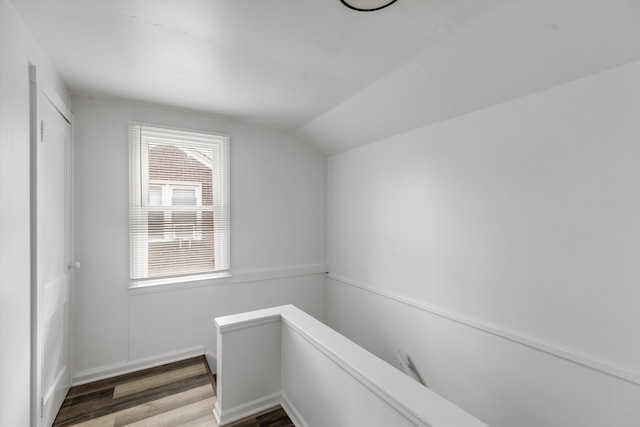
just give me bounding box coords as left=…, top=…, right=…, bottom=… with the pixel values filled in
left=216, top=313, right=281, bottom=334
left=328, top=273, right=640, bottom=386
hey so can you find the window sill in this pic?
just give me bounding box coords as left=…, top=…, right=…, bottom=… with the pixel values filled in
left=127, top=264, right=329, bottom=296
left=128, top=271, right=232, bottom=295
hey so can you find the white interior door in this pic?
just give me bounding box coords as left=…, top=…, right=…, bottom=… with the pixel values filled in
left=31, top=66, right=73, bottom=427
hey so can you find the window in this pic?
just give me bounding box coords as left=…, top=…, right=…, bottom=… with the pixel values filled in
left=129, top=124, right=230, bottom=286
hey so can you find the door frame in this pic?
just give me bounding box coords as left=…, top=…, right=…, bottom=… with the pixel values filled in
left=29, top=64, right=74, bottom=427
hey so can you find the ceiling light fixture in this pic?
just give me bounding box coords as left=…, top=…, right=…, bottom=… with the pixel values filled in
left=340, top=0, right=398, bottom=12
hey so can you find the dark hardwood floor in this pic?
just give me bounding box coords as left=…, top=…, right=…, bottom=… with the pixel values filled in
left=53, top=356, right=294, bottom=427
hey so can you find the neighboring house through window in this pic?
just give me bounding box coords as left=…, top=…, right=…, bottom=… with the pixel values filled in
left=129, top=124, right=230, bottom=287
left=147, top=181, right=202, bottom=244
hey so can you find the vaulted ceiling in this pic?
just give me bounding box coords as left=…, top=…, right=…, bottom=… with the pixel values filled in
left=10, top=0, right=640, bottom=154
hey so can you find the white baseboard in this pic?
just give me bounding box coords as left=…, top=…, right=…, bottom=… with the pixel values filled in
left=204, top=350, right=217, bottom=375
left=281, top=394, right=309, bottom=427
left=72, top=345, right=205, bottom=386
left=214, top=392, right=282, bottom=426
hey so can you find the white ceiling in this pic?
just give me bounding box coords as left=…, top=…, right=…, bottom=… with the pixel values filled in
left=9, top=0, right=640, bottom=154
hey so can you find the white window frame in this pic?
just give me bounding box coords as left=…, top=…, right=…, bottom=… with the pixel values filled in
left=129, top=123, right=230, bottom=288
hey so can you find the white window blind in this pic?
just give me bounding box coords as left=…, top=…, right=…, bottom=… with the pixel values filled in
left=129, top=124, right=230, bottom=286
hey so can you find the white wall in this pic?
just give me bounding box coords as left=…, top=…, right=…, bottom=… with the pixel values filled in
left=0, top=1, right=69, bottom=424
left=327, top=60, right=640, bottom=427
left=71, top=94, right=327, bottom=381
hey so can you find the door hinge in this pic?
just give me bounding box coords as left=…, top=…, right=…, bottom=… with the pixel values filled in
left=40, top=120, right=44, bottom=142
left=40, top=395, right=44, bottom=418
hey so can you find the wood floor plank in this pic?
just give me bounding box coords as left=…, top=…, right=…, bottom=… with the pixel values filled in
left=53, top=356, right=292, bottom=427
left=114, top=384, right=214, bottom=426
left=255, top=408, right=295, bottom=427
left=68, top=413, right=117, bottom=427
left=178, top=414, right=220, bottom=427
left=227, top=406, right=294, bottom=427
left=67, top=357, right=204, bottom=399
left=228, top=418, right=259, bottom=427
left=54, top=374, right=212, bottom=426
left=124, top=396, right=217, bottom=426
left=55, top=388, right=115, bottom=426
left=65, top=385, right=214, bottom=427
left=112, top=363, right=208, bottom=399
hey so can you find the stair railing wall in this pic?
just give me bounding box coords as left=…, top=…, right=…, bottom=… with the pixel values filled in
left=214, top=304, right=489, bottom=427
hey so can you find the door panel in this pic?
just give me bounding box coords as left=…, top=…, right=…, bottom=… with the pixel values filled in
left=32, top=69, right=72, bottom=427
